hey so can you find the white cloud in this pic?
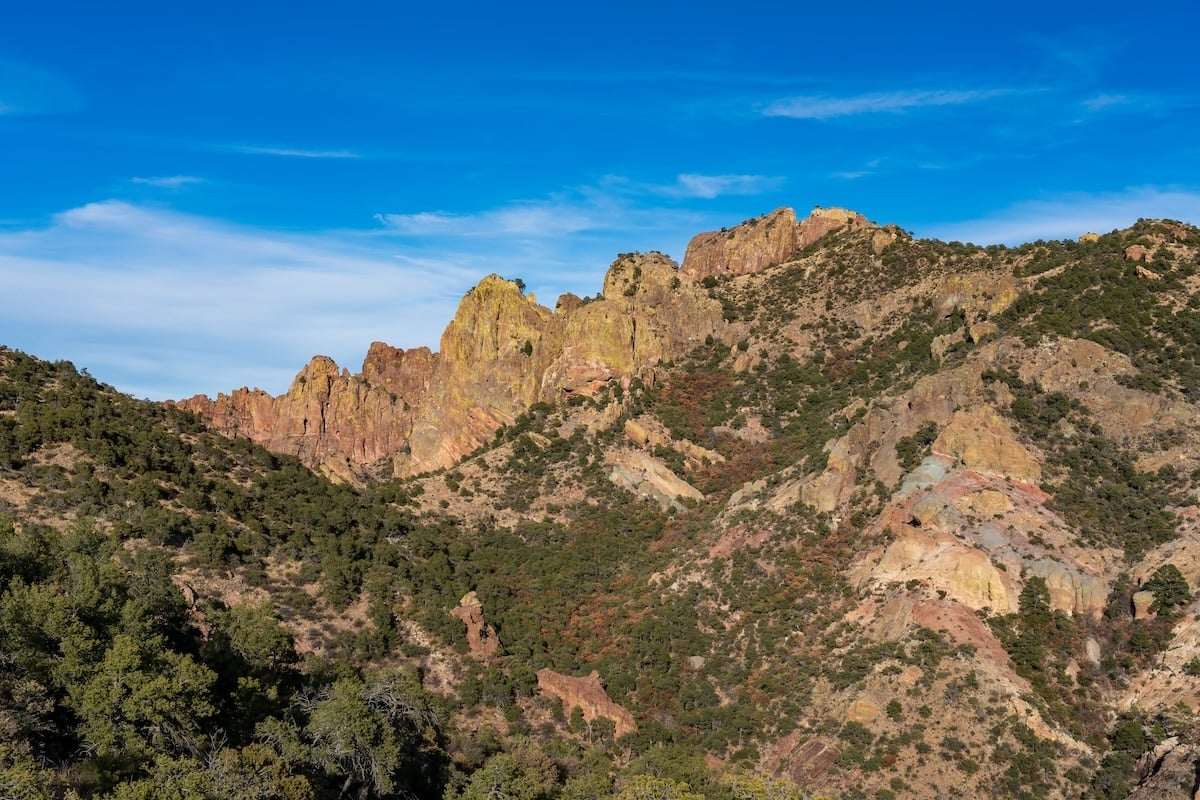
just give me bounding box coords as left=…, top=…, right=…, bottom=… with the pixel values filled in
left=1081, top=93, right=1132, bottom=112
left=831, top=158, right=882, bottom=180
left=2, top=176, right=789, bottom=401
left=232, top=144, right=360, bottom=159
left=921, top=187, right=1200, bottom=245
left=374, top=191, right=710, bottom=297
left=763, top=88, right=1014, bottom=120
left=0, top=202, right=480, bottom=399
left=0, top=190, right=724, bottom=400
left=661, top=173, right=785, bottom=199
left=131, top=175, right=204, bottom=189
left=376, top=199, right=603, bottom=239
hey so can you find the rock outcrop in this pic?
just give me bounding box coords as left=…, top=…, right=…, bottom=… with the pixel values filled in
left=607, top=449, right=704, bottom=510
left=179, top=253, right=724, bottom=478
left=450, top=591, right=500, bottom=660
left=175, top=345, right=435, bottom=482
left=535, top=669, right=637, bottom=738
left=680, top=206, right=867, bottom=281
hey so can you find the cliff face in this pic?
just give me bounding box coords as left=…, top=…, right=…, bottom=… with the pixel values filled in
left=178, top=251, right=725, bottom=478
left=680, top=206, right=868, bottom=281
left=175, top=345, right=435, bottom=482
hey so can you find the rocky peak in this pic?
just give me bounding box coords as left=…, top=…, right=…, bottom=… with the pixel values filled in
left=361, top=341, right=437, bottom=400
left=797, top=206, right=868, bottom=249
left=680, top=206, right=869, bottom=281
left=681, top=207, right=798, bottom=281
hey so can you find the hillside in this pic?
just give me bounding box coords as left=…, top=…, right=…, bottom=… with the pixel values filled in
left=3, top=206, right=1200, bottom=799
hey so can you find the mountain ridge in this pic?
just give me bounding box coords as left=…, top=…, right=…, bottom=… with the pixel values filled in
left=5, top=205, right=1200, bottom=799
left=174, top=206, right=868, bottom=481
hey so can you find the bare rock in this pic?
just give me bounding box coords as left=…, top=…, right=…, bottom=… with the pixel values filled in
left=1133, top=590, right=1157, bottom=620
left=931, top=328, right=965, bottom=361
left=933, top=407, right=1041, bottom=483
left=798, top=206, right=868, bottom=248
left=539, top=252, right=723, bottom=402
left=174, top=346, right=434, bottom=482
left=1125, top=244, right=1154, bottom=262
left=1079, top=232, right=1101, bottom=243
left=872, top=227, right=899, bottom=254
left=450, top=591, right=500, bottom=660
left=1128, top=738, right=1200, bottom=800
left=405, top=275, right=553, bottom=473
left=1084, top=637, right=1102, bottom=666
left=845, top=696, right=882, bottom=724
left=180, top=252, right=723, bottom=480
left=681, top=207, right=798, bottom=281
left=607, top=449, right=703, bottom=510
left=873, top=526, right=1017, bottom=613
left=535, top=669, right=637, bottom=737
left=1137, top=264, right=1163, bottom=281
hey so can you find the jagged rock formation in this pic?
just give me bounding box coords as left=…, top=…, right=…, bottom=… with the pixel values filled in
left=179, top=208, right=879, bottom=478
left=450, top=591, right=500, bottom=660
left=175, top=345, right=434, bottom=482
left=179, top=251, right=723, bottom=478
left=680, top=206, right=868, bottom=281
left=535, top=669, right=638, bottom=738
left=1127, top=739, right=1200, bottom=799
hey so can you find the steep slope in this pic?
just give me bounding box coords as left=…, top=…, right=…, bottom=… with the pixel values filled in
left=393, top=211, right=1200, bottom=800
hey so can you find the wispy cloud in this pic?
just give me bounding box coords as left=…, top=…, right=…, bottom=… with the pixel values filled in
left=1081, top=93, right=1133, bottom=112
left=375, top=202, right=598, bottom=238
left=131, top=175, right=204, bottom=189
left=374, top=186, right=739, bottom=315
left=231, top=144, right=361, bottom=159
left=655, top=173, right=785, bottom=199
left=0, top=59, right=82, bottom=115
left=831, top=158, right=882, bottom=180
left=922, top=187, right=1200, bottom=245
left=0, top=202, right=479, bottom=399
left=763, top=88, right=1015, bottom=120
left=0, top=189, right=724, bottom=400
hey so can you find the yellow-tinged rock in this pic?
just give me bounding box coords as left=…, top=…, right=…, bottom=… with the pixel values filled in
left=963, top=489, right=1015, bottom=517
left=874, top=527, right=1017, bottom=613
left=933, top=407, right=1041, bottom=482
left=845, top=696, right=882, bottom=724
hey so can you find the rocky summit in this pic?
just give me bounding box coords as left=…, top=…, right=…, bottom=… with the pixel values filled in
left=4, top=205, right=1200, bottom=799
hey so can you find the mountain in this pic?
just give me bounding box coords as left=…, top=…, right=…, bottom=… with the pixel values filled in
left=3, top=206, right=1200, bottom=799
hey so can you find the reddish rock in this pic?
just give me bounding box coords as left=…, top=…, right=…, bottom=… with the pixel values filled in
left=181, top=255, right=724, bottom=479
left=681, top=207, right=798, bottom=280
left=450, top=591, right=499, bottom=660
left=680, top=206, right=868, bottom=282
left=796, top=206, right=867, bottom=249
left=174, top=344, right=435, bottom=482
left=535, top=668, right=637, bottom=738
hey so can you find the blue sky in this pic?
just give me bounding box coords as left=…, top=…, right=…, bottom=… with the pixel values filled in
left=2, top=1, right=1198, bottom=400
